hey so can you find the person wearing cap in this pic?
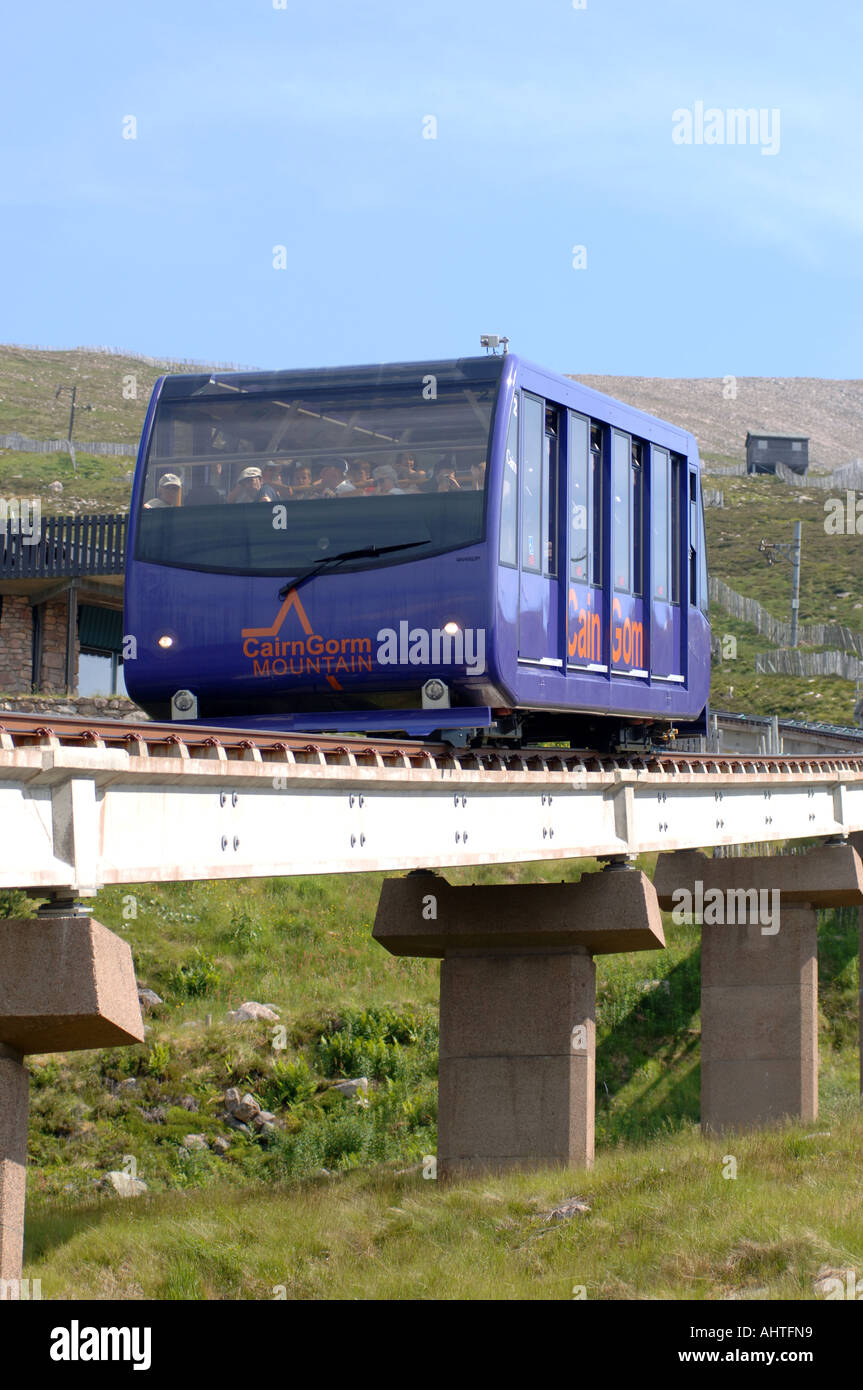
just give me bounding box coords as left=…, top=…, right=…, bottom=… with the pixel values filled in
left=144, top=472, right=183, bottom=508
left=314, top=458, right=356, bottom=498
left=227, top=466, right=279, bottom=504
left=372, top=464, right=404, bottom=495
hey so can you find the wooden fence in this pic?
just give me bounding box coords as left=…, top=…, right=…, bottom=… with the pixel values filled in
left=754, top=648, right=863, bottom=680
left=775, top=459, right=863, bottom=491
left=709, top=576, right=863, bottom=657
left=0, top=433, right=136, bottom=458
left=701, top=461, right=746, bottom=477
left=0, top=513, right=127, bottom=577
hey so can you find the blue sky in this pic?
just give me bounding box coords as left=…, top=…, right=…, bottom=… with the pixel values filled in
left=1, top=0, right=860, bottom=378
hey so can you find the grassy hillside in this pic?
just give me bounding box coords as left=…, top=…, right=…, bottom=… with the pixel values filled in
left=0, top=346, right=165, bottom=447
left=707, top=611, right=855, bottom=725
left=706, top=471, right=863, bottom=724
left=5, top=344, right=861, bottom=469
left=706, top=473, right=863, bottom=632
left=7, top=863, right=860, bottom=1300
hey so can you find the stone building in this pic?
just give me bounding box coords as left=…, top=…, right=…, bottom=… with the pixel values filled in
left=0, top=514, right=126, bottom=695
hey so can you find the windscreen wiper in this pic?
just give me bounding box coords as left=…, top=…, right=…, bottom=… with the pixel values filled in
left=278, top=540, right=429, bottom=599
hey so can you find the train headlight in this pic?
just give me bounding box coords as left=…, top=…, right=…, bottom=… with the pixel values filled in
left=171, top=689, right=198, bottom=720
left=443, top=621, right=460, bottom=636
left=157, top=635, right=174, bottom=649
left=422, top=679, right=450, bottom=708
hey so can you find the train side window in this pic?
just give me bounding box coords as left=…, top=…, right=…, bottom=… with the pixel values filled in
left=590, top=424, right=602, bottom=585
left=670, top=455, right=682, bottom=603
left=652, top=447, right=670, bottom=599
left=520, top=394, right=544, bottom=570
left=543, top=406, right=558, bottom=577
left=499, top=396, right=519, bottom=567
left=698, top=489, right=709, bottom=614
left=632, top=441, right=644, bottom=597
left=689, top=470, right=698, bottom=604
left=569, top=412, right=589, bottom=581
left=612, top=430, right=631, bottom=591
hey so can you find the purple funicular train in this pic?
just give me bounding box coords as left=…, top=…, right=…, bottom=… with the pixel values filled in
left=124, top=352, right=710, bottom=749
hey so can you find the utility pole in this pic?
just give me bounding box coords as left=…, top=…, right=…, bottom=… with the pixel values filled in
left=758, top=520, right=802, bottom=647
left=54, top=385, right=93, bottom=476
left=59, top=384, right=77, bottom=439
left=790, top=520, right=801, bottom=647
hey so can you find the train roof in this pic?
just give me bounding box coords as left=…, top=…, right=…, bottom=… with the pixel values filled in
left=153, top=353, right=699, bottom=458
left=155, top=355, right=505, bottom=401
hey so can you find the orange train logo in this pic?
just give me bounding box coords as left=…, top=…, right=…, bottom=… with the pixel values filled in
left=242, top=590, right=486, bottom=687
left=568, top=589, right=644, bottom=670
left=568, top=587, right=601, bottom=663
left=241, top=589, right=372, bottom=691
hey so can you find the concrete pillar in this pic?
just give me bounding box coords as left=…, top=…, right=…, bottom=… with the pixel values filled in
left=374, top=868, right=665, bottom=1175
left=654, top=845, right=863, bottom=1133
left=700, top=906, right=817, bottom=1131
left=438, top=947, right=596, bottom=1172
left=850, top=835, right=863, bottom=1100
left=0, top=916, right=143, bottom=1284
left=0, top=1046, right=28, bottom=1283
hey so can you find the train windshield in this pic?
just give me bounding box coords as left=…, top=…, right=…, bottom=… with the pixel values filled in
left=135, top=360, right=501, bottom=574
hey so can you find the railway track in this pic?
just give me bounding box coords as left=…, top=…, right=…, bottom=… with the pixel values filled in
left=2, top=708, right=863, bottom=778
left=2, top=706, right=863, bottom=891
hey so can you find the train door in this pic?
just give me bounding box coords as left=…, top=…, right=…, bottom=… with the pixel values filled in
left=566, top=414, right=605, bottom=672
left=649, top=447, right=685, bottom=682
left=610, top=431, right=648, bottom=679
left=689, top=463, right=708, bottom=613
left=517, top=395, right=562, bottom=667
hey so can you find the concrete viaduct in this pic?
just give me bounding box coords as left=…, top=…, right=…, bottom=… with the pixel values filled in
left=2, top=712, right=863, bottom=1286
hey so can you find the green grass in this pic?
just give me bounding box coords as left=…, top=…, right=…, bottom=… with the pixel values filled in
left=23, top=1111, right=863, bottom=1300
left=709, top=609, right=858, bottom=724
left=0, top=449, right=133, bottom=515
left=0, top=344, right=169, bottom=446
